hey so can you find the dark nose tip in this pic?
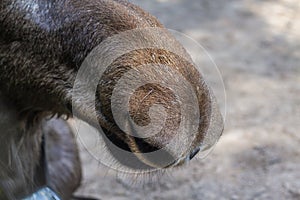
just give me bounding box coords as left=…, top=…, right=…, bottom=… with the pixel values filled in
left=189, top=147, right=200, bottom=160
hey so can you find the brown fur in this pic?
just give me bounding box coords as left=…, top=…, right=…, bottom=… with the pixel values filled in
left=0, top=0, right=223, bottom=199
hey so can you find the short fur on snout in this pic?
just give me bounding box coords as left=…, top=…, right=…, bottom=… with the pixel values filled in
left=0, top=0, right=223, bottom=199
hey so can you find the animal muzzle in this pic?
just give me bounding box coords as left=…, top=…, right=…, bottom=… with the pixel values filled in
left=71, top=28, right=224, bottom=171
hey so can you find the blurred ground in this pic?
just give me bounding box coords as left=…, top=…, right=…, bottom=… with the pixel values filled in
left=75, top=0, right=300, bottom=199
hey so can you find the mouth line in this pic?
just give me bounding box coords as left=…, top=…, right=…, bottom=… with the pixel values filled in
left=164, top=146, right=201, bottom=168
left=189, top=147, right=201, bottom=160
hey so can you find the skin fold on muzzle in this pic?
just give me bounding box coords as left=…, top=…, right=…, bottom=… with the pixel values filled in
left=0, top=0, right=224, bottom=199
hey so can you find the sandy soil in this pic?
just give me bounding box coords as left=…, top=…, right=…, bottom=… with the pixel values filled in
left=74, top=0, right=300, bottom=199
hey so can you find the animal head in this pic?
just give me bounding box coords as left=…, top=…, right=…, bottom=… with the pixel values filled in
left=0, top=0, right=223, bottom=171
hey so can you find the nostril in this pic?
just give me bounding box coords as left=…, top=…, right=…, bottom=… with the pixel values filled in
left=189, top=147, right=200, bottom=160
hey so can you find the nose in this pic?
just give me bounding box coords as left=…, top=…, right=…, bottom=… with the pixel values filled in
left=189, top=147, right=200, bottom=160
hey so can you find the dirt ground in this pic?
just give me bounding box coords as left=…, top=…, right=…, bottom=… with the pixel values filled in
left=74, top=0, right=300, bottom=199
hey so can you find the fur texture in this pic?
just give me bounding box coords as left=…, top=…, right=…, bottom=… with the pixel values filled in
left=0, top=0, right=223, bottom=199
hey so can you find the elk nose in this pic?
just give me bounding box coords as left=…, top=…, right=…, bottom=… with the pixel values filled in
left=189, top=147, right=200, bottom=160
